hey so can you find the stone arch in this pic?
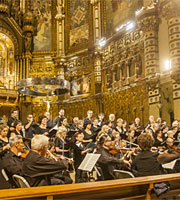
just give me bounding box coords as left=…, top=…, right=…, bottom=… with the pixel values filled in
left=0, top=27, right=19, bottom=56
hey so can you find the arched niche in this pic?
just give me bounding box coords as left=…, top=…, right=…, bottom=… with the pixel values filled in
left=0, top=32, right=16, bottom=90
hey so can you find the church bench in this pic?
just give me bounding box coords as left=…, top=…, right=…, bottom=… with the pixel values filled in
left=1, top=173, right=180, bottom=200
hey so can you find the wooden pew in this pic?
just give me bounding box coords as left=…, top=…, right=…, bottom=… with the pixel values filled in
left=1, top=173, right=180, bottom=200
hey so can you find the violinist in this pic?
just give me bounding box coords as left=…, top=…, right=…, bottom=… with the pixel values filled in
left=132, top=133, right=163, bottom=177
left=165, top=137, right=179, bottom=155
left=96, top=135, right=130, bottom=180
left=126, top=130, right=137, bottom=146
left=22, top=135, right=72, bottom=186
left=2, top=135, right=24, bottom=187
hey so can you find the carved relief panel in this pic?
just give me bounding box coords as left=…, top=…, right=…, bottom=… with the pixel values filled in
left=65, top=0, right=93, bottom=53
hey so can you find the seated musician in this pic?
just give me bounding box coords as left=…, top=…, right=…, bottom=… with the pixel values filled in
left=96, top=135, right=130, bottom=180
left=132, top=133, right=163, bottom=177
left=2, top=135, right=24, bottom=187
left=157, top=137, right=180, bottom=171
left=22, top=135, right=72, bottom=187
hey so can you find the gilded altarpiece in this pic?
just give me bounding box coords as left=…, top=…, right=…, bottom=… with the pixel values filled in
left=102, top=84, right=149, bottom=125
left=60, top=84, right=149, bottom=125
left=61, top=98, right=97, bottom=120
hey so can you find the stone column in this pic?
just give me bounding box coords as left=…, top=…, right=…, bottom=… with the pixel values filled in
left=137, top=7, right=159, bottom=77
left=160, top=0, right=180, bottom=120
left=94, top=51, right=102, bottom=93
left=19, top=56, right=23, bottom=80
left=137, top=6, right=160, bottom=118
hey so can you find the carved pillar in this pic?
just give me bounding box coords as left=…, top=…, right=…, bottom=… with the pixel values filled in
left=16, top=56, right=20, bottom=86
left=25, top=52, right=32, bottom=78
left=160, top=0, right=180, bottom=120
left=19, top=56, right=23, bottom=80
left=90, top=0, right=101, bottom=42
left=137, top=7, right=159, bottom=77
left=23, top=54, right=26, bottom=79
left=56, top=0, right=65, bottom=56
left=147, top=77, right=161, bottom=119
left=94, top=51, right=102, bottom=94
left=22, top=3, right=34, bottom=79
left=54, top=0, right=65, bottom=79
left=137, top=6, right=160, bottom=118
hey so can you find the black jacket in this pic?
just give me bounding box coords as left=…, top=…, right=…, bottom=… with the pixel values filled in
left=97, top=147, right=123, bottom=180
left=132, top=150, right=163, bottom=177
left=22, top=150, right=68, bottom=186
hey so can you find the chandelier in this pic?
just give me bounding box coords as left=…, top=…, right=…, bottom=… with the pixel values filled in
left=17, top=77, right=70, bottom=96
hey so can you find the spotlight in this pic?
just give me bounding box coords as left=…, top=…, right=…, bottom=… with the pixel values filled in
left=98, top=38, right=106, bottom=47
left=126, top=22, right=135, bottom=31
left=164, top=60, right=171, bottom=71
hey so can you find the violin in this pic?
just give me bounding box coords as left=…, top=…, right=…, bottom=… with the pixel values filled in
left=21, top=149, right=30, bottom=158
left=172, top=145, right=180, bottom=153
left=109, top=147, right=131, bottom=155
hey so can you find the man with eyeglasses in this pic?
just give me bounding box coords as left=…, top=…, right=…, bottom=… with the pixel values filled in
left=2, top=135, right=24, bottom=187
left=23, top=135, right=72, bottom=186
left=97, top=135, right=131, bottom=180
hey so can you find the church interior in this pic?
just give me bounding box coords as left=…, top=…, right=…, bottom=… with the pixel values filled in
left=1, top=0, right=180, bottom=199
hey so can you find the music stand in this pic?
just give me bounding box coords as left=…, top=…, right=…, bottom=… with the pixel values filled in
left=78, top=153, right=101, bottom=172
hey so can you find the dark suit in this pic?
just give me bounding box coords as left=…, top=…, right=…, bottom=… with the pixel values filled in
left=132, top=150, right=163, bottom=177
left=97, top=147, right=123, bottom=180
left=22, top=151, right=71, bottom=186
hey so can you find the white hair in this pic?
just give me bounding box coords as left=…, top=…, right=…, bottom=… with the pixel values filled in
left=9, top=135, right=22, bottom=147
left=167, top=130, right=173, bottom=136
left=31, top=135, right=49, bottom=151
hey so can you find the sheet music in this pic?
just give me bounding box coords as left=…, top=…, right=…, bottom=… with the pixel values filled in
left=78, top=153, right=101, bottom=172
left=162, top=159, right=177, bottom=169
left=49, top=124, right=58, bottom=132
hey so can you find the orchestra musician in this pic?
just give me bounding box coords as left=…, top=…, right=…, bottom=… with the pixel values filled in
left=96, top=135, right=131, bottom=180
left=2, top=135, right=24, bottom=187
left=132, top=133, right=164, bottom=177
left=22, top=135, right=72, bottom=187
